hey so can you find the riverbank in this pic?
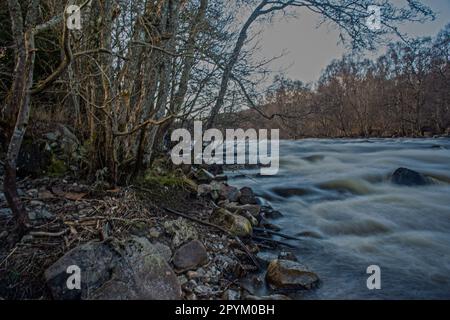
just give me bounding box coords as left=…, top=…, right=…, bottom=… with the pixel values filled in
left=0, top=161, right=319, bottom=300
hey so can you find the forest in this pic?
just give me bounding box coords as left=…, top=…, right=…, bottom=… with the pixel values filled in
left=230, top=25, right=450, bottom=138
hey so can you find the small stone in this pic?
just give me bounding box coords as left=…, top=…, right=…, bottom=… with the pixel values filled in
left=148, top=227, right=161, bottom=238
left=27, top=189, right=38, bottom=198
left=219, top=184, right=240, bottom=202
left=197, top=184, right=212, bottom=197
left=177, top=275, right=188, bottom=286
left=0, top=231, right=8, bottom=239
left=222, top=289, right=240, bottom=300
left=186, top=271, right=200, bottom=279
left=278, top=250, right=298, bottom=261
left=391, top=167, right=434, bottom=186
left=28, top=208, right=54, bottom=221
left=172, top=240, right=208, bottom=271
left=266, top=259, right=319, bottom=290
left=263, top=208, right=283, bottom=219
left=0, top=208, right=12, bottom=218
left=164, top=218, right=198, bottom=248
left=21, top=234, right=34, bottom=243
left=239, top=187, right=257, bottom=205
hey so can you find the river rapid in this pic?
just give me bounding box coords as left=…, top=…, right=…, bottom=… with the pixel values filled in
left=228, top=138, right=450, bottom=299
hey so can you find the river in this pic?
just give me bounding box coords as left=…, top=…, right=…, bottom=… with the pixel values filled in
left=227, top=138, right=450, bottom=299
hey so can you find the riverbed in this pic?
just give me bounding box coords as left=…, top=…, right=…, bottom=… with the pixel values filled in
left=228, top=138, right=450, bottom=299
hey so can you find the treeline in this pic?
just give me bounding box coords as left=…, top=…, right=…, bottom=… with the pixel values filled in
left=234, top=24, right=450, bottom=138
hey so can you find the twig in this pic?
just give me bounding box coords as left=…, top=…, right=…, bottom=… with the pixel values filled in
left=29, top=229, right=69, bottom=237
left=162, top=206, right=261, bottom=270
left=0, top=246, right=18, bottom=267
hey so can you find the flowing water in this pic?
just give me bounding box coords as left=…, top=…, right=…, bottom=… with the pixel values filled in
left=227, top=138, right=450, bottom=299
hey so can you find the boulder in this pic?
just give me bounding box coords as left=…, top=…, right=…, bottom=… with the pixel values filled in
left=239, top=187, right=257, bottom=205
left=164, top=218, right=198, bottom=248
left=45, top=237, right=181, bottom=300
left=153, top=242, right=172, bottom=262
left=212, top=208, right=252, bottom=237
left=266, top=259, right=319, bottom=291
left=172, top=240, right=208, bottom=271
left=391, top=167, right=434, bottom=186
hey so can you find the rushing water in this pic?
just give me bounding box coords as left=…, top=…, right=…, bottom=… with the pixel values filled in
left=227, top=138, right=450, bottom=299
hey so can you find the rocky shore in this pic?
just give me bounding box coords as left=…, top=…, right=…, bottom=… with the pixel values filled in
left=0, top=160, right=322, bottom=300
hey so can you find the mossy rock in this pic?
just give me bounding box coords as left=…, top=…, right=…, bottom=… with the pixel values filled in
left=212, top=208, right=253, bottom=237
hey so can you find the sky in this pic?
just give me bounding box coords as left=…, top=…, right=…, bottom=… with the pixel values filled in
left=255, top=0, right=450, bottom=85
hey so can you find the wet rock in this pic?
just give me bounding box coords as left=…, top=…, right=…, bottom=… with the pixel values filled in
left=278, top=250, right=298, bottom=261
left=164, top=218, right=198, bottom=248
left=262, top=208, right=283, bottom=219
left=225, top=203, right=261, bottom=217
left=391, top=167, right=434, bottom=186
left=45, top=237, right=181, bottom=300
left=239, top=187, right=257, bottom=205
left=212, top=208, right=252, bottom=237
left=172, top=240, right=208, bottom=271
left=193, top=284, right=212, bottom=296
left=266, top=259, right=319, bottom=290
left=219, top=184, right=240, bottom=202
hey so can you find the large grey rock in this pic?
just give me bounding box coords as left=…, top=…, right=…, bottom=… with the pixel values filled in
left=391, top=167, right=434, bottom=186
left=266, top=259, right=319, bottom=291
left=45, top=237, right=181, bottom=300
left=172, top=240, right=208, bottom=271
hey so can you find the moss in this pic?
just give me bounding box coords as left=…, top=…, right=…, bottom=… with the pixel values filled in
left=47, top=156, right=67, bottom=177
left=141, top=168, right=197, bottom=190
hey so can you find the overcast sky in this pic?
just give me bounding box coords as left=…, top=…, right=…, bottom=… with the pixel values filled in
left=255, top=0, right=450, bottom=85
